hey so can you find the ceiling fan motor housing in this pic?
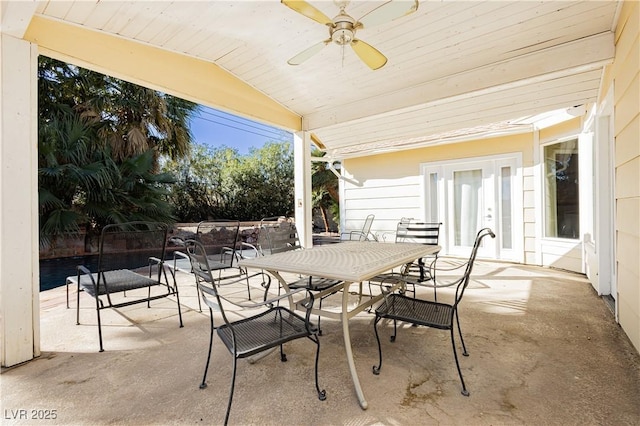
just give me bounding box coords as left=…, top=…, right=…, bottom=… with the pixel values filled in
left=330, top=13, right=356, bottom=45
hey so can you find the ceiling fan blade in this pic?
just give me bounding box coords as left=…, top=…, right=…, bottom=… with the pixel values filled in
left=281, top=0, right=333, bottom=26
left=351, top=39, right=388, bottom=70
left=357, top=0, right=419, bottom=29
left=287, top=39, right=331, bottom=65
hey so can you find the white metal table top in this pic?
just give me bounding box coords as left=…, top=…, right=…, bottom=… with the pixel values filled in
left=238, top=241, right=440, bottom=282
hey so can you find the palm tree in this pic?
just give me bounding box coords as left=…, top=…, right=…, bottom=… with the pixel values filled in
left=311, top=149, right=339, bottom=232
left=38, top=56, right=197, bottom=241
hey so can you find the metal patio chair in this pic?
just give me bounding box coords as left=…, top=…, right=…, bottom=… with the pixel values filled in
left=186, top=239, right=326, bottom=425
left=194, top=220, right=270, bottom=301
left=72, top=221, right=183, bottom=352
left=372, top=228, right=495, bottom=396
left=368, top=221, right=442, bottom=301
left=340, top=213, right=377, bottom=241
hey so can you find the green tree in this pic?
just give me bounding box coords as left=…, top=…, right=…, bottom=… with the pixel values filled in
left=38, top=56, right=196, bottom=243
left=163, top=142, right=295, bottom=221
left=227, top=142, right=295, bottom=220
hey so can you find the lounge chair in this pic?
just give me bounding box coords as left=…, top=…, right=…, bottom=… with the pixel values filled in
left=71, top=221, right=183, bottom=352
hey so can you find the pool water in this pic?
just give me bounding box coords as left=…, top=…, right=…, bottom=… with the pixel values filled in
left=40, top=255, right=99, bottom=292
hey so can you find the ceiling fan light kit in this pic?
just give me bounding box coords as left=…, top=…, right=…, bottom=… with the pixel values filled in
left=282, top=0, right=419, bottom=70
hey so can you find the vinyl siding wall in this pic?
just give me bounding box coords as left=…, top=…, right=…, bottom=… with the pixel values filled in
left=601, top=0, right=640, bottom=352
left=341, top=133, right=535, bottom=250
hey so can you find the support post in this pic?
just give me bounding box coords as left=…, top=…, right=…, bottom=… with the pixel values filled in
left=293, top=132, right=313, bottom=248
left=0, top=34, right=40, bottom=367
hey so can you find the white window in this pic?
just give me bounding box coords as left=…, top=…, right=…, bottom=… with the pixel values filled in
left=543, top=139, right=580, bottom=239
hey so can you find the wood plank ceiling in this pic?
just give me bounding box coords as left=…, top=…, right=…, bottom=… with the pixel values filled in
left=33, top=0, right=619, bottom=159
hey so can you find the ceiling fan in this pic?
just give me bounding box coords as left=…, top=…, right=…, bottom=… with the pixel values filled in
left=282, top=0, right=419, bottom=70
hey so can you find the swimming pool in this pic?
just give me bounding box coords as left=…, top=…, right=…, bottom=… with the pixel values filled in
left=40, top=255, right=99, bottom=291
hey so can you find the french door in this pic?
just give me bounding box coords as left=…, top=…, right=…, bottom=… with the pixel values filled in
left=422, top=154, right=522, bottom=261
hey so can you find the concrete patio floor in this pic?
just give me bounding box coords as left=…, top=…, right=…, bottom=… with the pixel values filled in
left=2, top=260, right=639, bottom=425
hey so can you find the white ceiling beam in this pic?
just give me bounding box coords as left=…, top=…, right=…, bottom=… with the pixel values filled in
left=0, top=1, right=39, bottom=38
left=304, top=32, right=614, bottom=130
left=317, top=72, right=601, bottom=158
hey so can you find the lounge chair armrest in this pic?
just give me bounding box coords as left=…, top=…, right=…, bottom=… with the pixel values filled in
left=77, top=265, right=94, bottom=277
left=75, top=265, right=100, bottom=294
left=172, top=250, right=190, bottom=268
left=350, top=230, right=366, bottom=240
left=239, top=242, right=261, bottom=258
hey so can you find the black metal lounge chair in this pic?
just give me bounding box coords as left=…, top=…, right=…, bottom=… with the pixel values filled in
left=186, top=239, right=326, bottom=425
left=372, top=228, right=495, bottom=396
left=73, top=221, right=183, bottom=352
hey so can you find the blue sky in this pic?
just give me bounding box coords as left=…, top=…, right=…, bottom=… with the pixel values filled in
left=189, top=105, right=292, bottom=155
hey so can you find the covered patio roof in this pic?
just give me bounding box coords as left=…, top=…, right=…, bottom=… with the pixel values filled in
left=6, top=0, right=619, bottom=158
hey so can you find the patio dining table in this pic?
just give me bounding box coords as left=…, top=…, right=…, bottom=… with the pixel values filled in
left=238, top=240, right=440, bottom=409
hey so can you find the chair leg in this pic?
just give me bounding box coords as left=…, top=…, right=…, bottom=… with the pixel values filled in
left=163, top=267, right=184, bottom=328
left=391, top=319, right=398, bottom=342
left=199, top=309, right=215, bottom=390
left=372, top=315, right=383, bottom=375
left=311, top=334, right=327, bottom=400
left=174, top=287, right=184, bottom=328
left=76, top=282, right=81, bottom=325
left=245, top=273, right=252, bottom=301
left=455, top=310, right=468, bottom=356
left=280, top=344, right=287, bottom=362
left=432, top=255, right=438, bottom=303
left=196, top=280, right=203, bottom=312
left=96, top=301, right=104, bottom=352
left=223, top=356, right=238, bottom=426
left=260, top=273, right=271, bottom=302
left=317, top=298, right=323, bottom=336
left=450, top=327, right=469, bottom=396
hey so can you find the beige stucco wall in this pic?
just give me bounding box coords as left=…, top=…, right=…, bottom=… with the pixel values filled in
left=600, top=0, right=640, bottom=352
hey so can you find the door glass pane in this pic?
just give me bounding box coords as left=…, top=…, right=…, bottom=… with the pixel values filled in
left=544, top=139, right=580, bottom=239
left=501, top=167, right=512, bottom=249
left=429, top=172, right=438, bottom=222
left=454, top=169, right=481, bottom=246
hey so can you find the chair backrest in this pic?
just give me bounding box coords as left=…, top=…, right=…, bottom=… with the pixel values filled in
left=260, top=219, right=302, bottom=255
left=196, top=220, right=241, bottom=268
left=395, top=222, right=441, bottom=246
left=454, top=228, right=495, bottom=306
left=98, top=221, right=168, bottom=274
left=357, top=214, right=375, bottom=241
left=342, top=214, right=376, bottom=241
left=184, top=239, right=233, bottom=323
